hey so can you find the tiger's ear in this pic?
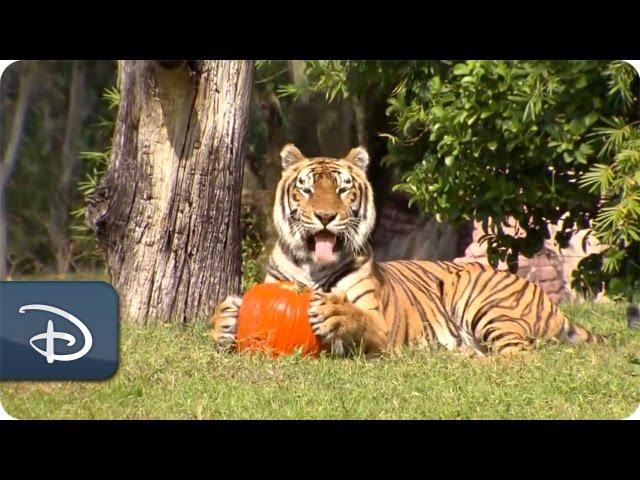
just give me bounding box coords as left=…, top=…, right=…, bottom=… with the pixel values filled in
left=344, top=146, right=370, bottom=172
left=280, top=143, right=306, bottom=169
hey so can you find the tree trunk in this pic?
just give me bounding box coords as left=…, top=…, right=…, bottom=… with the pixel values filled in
left=87, top=60, right=254, bottom=325
left=253, top=91, right=287, bottom=278
left=50, top=61, right=88, bottom=276
left=315, top=97, right=356, bottom=158
left=286, top=60, right=356, bottom=159
left=287, top=60, right=323, bottom=157
left=1, top=61, right=36, bottom=279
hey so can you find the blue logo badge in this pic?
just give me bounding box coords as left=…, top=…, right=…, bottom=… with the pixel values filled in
left=0, top=281, right=119, bottom=380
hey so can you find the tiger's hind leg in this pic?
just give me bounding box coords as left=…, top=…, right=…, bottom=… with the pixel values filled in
left=479, top=315, right=535, bottom=355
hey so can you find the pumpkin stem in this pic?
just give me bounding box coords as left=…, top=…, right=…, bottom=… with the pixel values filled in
left=293, top=281, right=308, bottom=294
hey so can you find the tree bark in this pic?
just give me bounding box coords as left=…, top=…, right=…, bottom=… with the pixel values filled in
left=87, top=60, right=254, bottom=325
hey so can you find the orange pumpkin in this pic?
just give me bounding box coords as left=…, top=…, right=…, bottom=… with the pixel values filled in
left=236, top=282, right=323, bottom=357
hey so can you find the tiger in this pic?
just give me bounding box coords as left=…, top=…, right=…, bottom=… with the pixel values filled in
left=210, top=143, right=603, bottom=357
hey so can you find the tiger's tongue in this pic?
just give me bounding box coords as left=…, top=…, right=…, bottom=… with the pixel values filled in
left=314, top=231, right=337, bottom=262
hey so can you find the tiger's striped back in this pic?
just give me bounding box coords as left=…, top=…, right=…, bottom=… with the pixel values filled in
left=374, top=260, right=602, bottom=354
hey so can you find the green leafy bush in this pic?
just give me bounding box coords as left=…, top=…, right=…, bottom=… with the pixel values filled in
left=387, top=61, right=637, bottom=269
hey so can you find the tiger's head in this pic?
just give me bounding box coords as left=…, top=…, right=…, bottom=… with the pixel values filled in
left=274, top=143, right=376, bottom=265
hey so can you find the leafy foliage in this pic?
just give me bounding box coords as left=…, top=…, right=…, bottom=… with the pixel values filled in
left=388, top=61, right=634, bottom=267
left=576, top=120, right=640, bottom=300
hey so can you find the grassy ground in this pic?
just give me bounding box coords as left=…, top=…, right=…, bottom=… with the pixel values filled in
left=1, top=302, right=639, bottom=419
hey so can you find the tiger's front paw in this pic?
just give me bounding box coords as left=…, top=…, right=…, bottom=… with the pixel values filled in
left=210, top=295, right=243, bottom=349
left=308, top=291, right=357, bottom=348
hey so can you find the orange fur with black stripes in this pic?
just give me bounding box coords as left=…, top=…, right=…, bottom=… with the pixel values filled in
left=210, top=144, right=602, bottom=356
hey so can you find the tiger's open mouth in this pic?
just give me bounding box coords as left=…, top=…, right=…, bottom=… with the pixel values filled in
left=306, top=231, right=341, bottom=262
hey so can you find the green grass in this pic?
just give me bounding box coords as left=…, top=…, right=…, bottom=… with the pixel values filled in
left=1, top=302, right=639, bottom=419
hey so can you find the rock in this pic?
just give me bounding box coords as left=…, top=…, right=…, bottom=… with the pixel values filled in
left=537, top=265, right=559, bottom=282
left=541, top=280, right=564, bottom=294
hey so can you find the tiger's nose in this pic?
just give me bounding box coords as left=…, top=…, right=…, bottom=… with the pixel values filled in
left=314, top=211, right=337, bottom=226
